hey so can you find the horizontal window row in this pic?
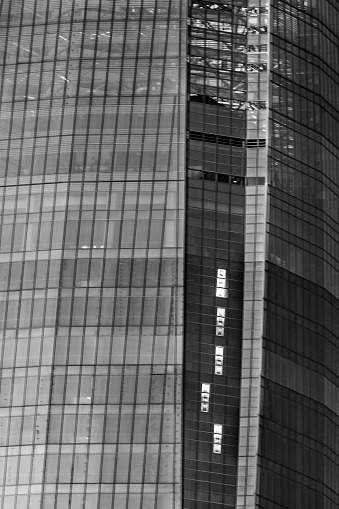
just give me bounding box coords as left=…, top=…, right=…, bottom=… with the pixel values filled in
left=0, top=292, right=176, bottom=329
left=0, top=146, right=179, bottom=177
left=0, top=413, right=176, bottom=448
left=0, top=0, right=183, bottom=26
left=0, top=216, right=179, bottom=252
left=0, top=111, right=179, bottom=141
left=0, top=257, right=179, bottom=291
left=0, top=182, right=180, bottom=213
left=1, top=65, right=179, bottom=103
left=1, top=446, right=178, bottom=487
left=1, top=493, right=174, bottom=509
left=0, top=34, right=180, bottom=67
left=1, top=332, right=180, bottom=367
left=1, top=372, right=177, bottom=406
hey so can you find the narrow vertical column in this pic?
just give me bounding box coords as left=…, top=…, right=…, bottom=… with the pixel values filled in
left=236, top=2, right=269, bottom=508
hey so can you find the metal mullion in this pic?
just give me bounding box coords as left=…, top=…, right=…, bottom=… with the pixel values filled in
left=106, top=166, right=129, bottom=501
left=96, top=180, right=120, bottom=491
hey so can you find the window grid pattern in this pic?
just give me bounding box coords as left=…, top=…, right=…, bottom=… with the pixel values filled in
left=185, top=1, right=249, bottom=508
left=259, top=0, right=339, bottom=507
left=0, top=1, right=186, bottom=508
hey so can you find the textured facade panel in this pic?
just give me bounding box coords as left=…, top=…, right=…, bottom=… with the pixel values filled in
left=0, top=1, right=186, bottom=508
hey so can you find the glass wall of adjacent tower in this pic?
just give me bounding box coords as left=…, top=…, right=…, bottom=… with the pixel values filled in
left=260, top=0, right=339, bottom=507
left=0, top=1, right=186, bottom=508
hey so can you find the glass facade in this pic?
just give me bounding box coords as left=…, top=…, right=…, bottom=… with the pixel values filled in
left=185, top=2, right=268, bottom=508
left=259, top=0, right=339, bottom=508
left=0, top=1, right=186, bottom=508
left=2, top=0, right=339, bottom=508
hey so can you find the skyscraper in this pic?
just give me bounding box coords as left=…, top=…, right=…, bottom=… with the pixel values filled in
left=1, top=1, right=339, bottom=509
left=0, top=1, right=185, bottom=508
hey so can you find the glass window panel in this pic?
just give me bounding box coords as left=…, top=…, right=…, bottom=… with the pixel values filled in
left=38, top=222, right=52, bottom=249
left=31, top=453, right=44, bottom=483
left=86, top=297, right=100, bottom=326
left=97, top=335, right=112, bottom=363
left=62, top=414, right=76, bottom=443
left=2, top=338, right=15, bottom=367
left=15, top=337, right=29, bottom=366
left=6, top=456, right=18, bottom=486
left=0, top=262, right=10, bottom=290
left=58, top=454, right=72, bottom=483
left=75, top=259, right=88, bottom=286
left=54, top=336, right=68, bottom=364
left=65, top=375, right=79, bottom=404
left=93, top=375, right=107, bottom=403
left=82, top=335, right=97, bottom=364
left=18, top=455, right=31, bottom=484
left=6, top=300, right=19, bottom=328
left=1, top=224, right=13, bottom=252
left=101, top=454, right=116, bottom=483
left=133, top=416, right=147, bottom=442
left=36, top=260, right=48, bottom=288
left=22, top=261, right=35, bottom=289
left=79, top=375, right=93, bottom=402
left=13, top=224, right=26, bottom=251
left=26, top=223, right=39, bottom=251
left=45, top=455, right=58, bottom=483
left=76, top=414, right=91, bottom=442
left=31, top=299, right=45, bottom=328
left=48, top=414, right=62, bottom=443
left=135, top=218, right=149, bottom=247
left=64, top=220, right=79, bottom=248
left=68, top=335, right=82, bottom=364
left=90, top=414, right=104, bottom=442
left=72, top=297, right=86, bottom=326
left=51, top=221, right=65, bottom=249
left=119, top=415, right=133, bottom=443
left=52, top=375, right=66, bottom=404
left=89, top=258, right=103, bottom=286
left=107, top=375, right=122, bottom=404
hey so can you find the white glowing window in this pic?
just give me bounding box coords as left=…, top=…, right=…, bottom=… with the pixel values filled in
left=216, top=317, right=225, bottom=326
left=201, top=403, right=209, bottom=412
left=213, top=443, right=221, bottom=454
left=214, top=434, right=222, bottom=445
left=214, top=424, right=222, bottom=435
left=217, top=307, right=225, bottom=317
left=201, top=392, right=210, bottom=403
left=215, top=365, right=223, bottom=375
left=216, top=278, right=226, bottom=288
left=216, top=327, right=224, bottom=336
left=216, top=288, right=227, bottom=298
left=202, top=383, right=210, bottom=393
left=215, top=346, right=224, bottom=356
left=215, top=355, right=223, bottom=366
left=217, top=269, right=226, bottom=278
